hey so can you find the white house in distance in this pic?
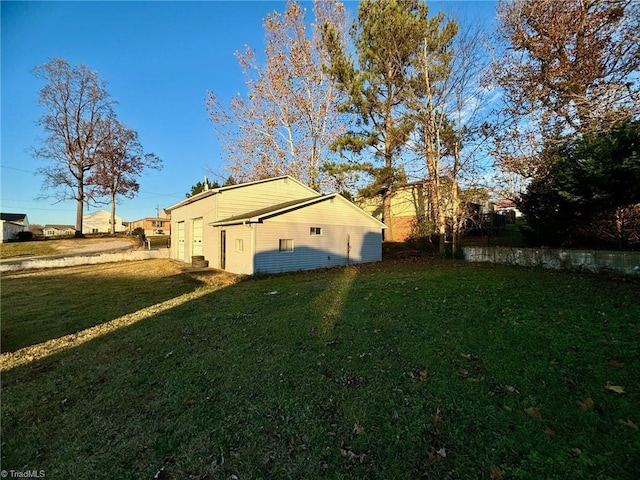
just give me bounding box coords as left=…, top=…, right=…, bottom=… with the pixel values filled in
left=164, top=176, right=386, bottom=275
left=43, top=224, right=76, bottom=237
left=1, top=213, right=29, bottom=242
left=82, top=210, right=125, bottom=234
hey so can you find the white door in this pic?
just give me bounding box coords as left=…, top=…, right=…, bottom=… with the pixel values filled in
left=192, top=218, right=203, bottom=256
left=177, top=222, right=185, bottom=260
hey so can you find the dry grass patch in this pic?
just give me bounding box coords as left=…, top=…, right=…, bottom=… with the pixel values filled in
left=0, top=236, right=137, bottom=259
left=0, top=259, right=234, bottom=353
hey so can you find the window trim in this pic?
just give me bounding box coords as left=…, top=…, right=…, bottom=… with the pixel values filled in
left=279, top=239, right=294, bottom=253
left=310, top=227, right=322, bottom=236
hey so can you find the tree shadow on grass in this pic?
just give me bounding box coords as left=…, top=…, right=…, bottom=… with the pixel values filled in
left=0, top=261, right=207, bottom=353
left=2, top=261, right=639, bottom=479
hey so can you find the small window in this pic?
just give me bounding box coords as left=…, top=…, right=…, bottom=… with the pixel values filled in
left=235, top=239, right=244, bottom=253
left=279, top=239, right=294, bottom=252
left=310, top=227, right=322, bottom=236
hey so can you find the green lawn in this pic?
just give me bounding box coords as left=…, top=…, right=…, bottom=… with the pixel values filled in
left=1, top=259, right=639, bottom=479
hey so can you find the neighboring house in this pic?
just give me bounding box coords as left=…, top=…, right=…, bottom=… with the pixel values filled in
left=164, top=175, right=386, bottom=275
left=359, top=182, right=429, bottom=242
left=1, top=213, right=29, bottom=242
left=495, top=199, right=522, bottom=219
left=43, top=225, right=76, bottom=237
left=359, top=181, right=492, bottom=241
left=82, top=210, right=125, bottom=234
left=126, top=217, right=171, bottom=236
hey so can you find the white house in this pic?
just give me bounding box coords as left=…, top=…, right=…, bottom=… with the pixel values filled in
left=1, top=213, right=29, bottom=242
left=165, top=176, right=386, bottom=275
left=43, top=225, right=76, bottom=237
left=82, top=210, right=125, bottom=234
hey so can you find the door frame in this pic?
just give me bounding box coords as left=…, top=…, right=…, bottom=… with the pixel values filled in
left=220, top=229, right=227, bottom=270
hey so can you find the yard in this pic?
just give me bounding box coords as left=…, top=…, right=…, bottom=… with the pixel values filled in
left=1, top=258, right=639, bottom=479
left=0, top=236, right=137, bottom=259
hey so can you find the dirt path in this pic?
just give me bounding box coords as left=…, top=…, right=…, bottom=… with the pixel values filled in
left=51, top=237, right=137, bottom=254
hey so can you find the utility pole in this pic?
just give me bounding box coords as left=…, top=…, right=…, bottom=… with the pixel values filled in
left=156, top=204, right=159, bottom=218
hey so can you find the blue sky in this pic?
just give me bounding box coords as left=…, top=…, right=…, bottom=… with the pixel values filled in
left=1, top=1, right=497, bottom=226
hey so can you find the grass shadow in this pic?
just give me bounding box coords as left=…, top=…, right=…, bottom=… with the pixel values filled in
left=0, top=260, right=205, bottom=353
left=1, top=260, right=639, bottom=479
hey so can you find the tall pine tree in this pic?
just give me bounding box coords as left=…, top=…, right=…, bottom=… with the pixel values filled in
left=323, top=0, right=456, bottom=241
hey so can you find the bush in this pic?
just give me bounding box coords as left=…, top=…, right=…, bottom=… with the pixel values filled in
left=15, top=231, right=34, bottom=241
left=518, top=119, right=640, bottom=249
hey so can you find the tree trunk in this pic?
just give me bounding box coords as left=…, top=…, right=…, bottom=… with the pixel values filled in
left=110, top=193, right=117, bottom=235
left=75, top=182, right=84, bottom=238
left=382, top=188, right=393, bottom=241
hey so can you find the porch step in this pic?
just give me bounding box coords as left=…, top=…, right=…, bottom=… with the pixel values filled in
left=191, top=255, right=209, bottom=268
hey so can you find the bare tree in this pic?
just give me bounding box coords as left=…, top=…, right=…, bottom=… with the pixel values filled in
left=89, top=119, right=162, bottom=234
left=409, top=12, right=458, bottom=249
left=492, top=0, right=640, bottom=181
left=404, top=16, right=495, bottom=255
left=206, top=0, right=349, bottom=191
left=442, top=26, right=494, bottom=255
left=33, top=58, right=116, bottom=237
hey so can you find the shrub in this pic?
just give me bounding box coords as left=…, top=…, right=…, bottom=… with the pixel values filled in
left=15, top=231, right=34, bottom=241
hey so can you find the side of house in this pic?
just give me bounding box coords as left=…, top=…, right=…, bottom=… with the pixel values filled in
left=165, top=176, right=385, bottom=275
left=1, top=213, right=29, bottom=242
left=126, top=217, right=171, bottom=236
left=211, top=194, right=386, bottom=275
left=43, top=225, right=76, bottom=237
left=83, top=210, right=125, bottom=234
left=359, top=181, right=494, bottom=241
left=166, top=176, right=318, bottom=268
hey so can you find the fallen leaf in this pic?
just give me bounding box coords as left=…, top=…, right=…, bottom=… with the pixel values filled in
left=544, top=427, right=556, bottom=436
left=490, top=465, right=503, bottom=480
left=427, top=447, right=442, bottom=465
left=608, top=359, right=625, bottom=368
left=618, top=418, right=638, bottom=430
left=461, top=353, right=473, bottom=360
left=410, top=367, right=429, bottom=380
left=430, top=408, right=442, bottom=425
left=353, top=423, right=365, bottom=435
left=577, top=397, right=595, bottom=411
left=604, top=382, right=626, bottom=394
left=457, top=368, right=469, bottom=377
left=436, top=447, right=446, bottom=458
left=571, top=447, right=582, bottom=457
left=524, top=407, right=541, bottom=418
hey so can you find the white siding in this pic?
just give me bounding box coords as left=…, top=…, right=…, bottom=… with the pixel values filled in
left=216, top=224, right=254, bottom=275
left=167, top=177, right=383, bottom=273
left=83, top=210, right=124, bottom=233
left=2, top=222, right=20, bottom=242
left=169, top=177, right=317, bottom=266
left=268, top=196, right=382, bottom=227
left=217, top=178, right=317, bottom=219
left=252, top=197, right=383, bottom=273
left=254, top=221, right=382, bottom=274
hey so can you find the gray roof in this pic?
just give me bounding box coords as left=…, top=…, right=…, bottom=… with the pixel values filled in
left=1, top=213, right=27, bottom=222
left=43, top=224, right=75, bottom=230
